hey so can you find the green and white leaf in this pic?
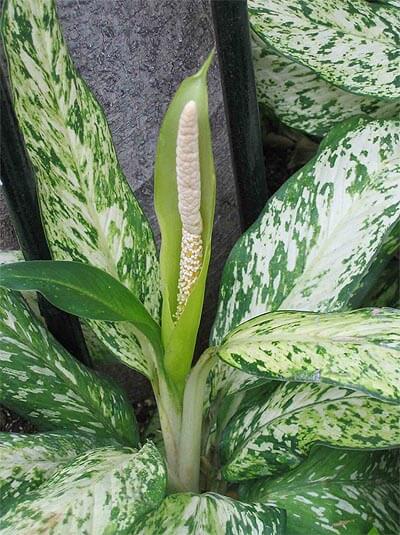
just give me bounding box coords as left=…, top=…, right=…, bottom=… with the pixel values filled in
left=348, top=222, right=400, bottom=308
left=240, top=447, right=400, bottom=535
left=135, top=492, right=285, bottom=535
left=0, top=287, right=138, bottom=446
left=0, top=442, right=166, bottom=535
left=355, top=256, right=400, bottom=308
left=211, top=118, right=400, bottom=345
left=248, top=0, right=400, bottom=99
left=216, top=308, right=400, bottom=403
left=1, top=0, right=161, bottom=378
left=0, top=250, right=24, bottom=265
left=220, top=382, right=400, bottom=481
left=0, top=431, right=106, bottom=506
left=252, top=37, right=400, bottom=137
left=369, top=0, right=400, bottom=8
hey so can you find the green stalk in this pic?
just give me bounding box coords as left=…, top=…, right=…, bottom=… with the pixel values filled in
left=177, top=348, right=217, bottom=492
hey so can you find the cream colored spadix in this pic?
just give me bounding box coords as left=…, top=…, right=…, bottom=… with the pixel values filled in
left=175, top=101, right=203, bottom=320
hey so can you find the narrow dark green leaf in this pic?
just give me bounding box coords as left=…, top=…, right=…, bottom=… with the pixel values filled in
left=0, top=261, right=162, bottom=355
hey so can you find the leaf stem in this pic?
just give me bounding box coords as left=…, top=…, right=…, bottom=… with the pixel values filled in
left=177, top=348, right=217, bottom=492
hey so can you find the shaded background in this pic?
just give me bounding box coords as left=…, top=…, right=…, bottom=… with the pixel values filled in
left=0, top=0, right=241, bottom=406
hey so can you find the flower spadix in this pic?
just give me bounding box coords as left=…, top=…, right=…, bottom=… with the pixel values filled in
left=175, top=101, right=203, bottom=320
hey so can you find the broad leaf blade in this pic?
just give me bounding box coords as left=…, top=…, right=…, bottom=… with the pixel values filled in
left=154, top=53, right=216, bottom=388
left=0, top=261, right=162, bottom=355
left=136, top=492, right=285, bottom=535
left=216, top=308, right=400, bottom=403
left=0, top=251, right=115, bottom=363
left=252, top=36, right=400, bottom=137
left=0, top=431, right=106, bottom=506
left=211, top=118, right=400, bottom=345
left=0, top=443, right=166, bottom=534
left=1, top=0, right=161, bottom=377
left=240, top=447, right=400, bottom=535
left=0, top=287, right=139, bottom=446
left=220, top=382, right=400, bottom=481
left=248, top=0, right=400, bottom=99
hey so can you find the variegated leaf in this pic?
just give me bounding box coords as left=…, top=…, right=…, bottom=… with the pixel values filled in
left=369, top=0, right=400, bottom=7
left=0, top=287, right=138, bottom=446
left=0, top=442, right=166, bottom=534
left=0, top=431, right=106, bottom=506
left=348, top=221, right=400, bottom=308
left=135, top=492, right=285, bottom=535
left=248, top=0, right=400, bottom=99
left=1, top=0, right=161, bottom=378
left=0, top=250, right=24, bottom=265
left=240, top=447, right=400, bottom=535
left=211, top=118, right=400, bottom=345
left=220, top=382, right=400, bottom=481
left=216, top=308, right=400, bottom=403
left=252, top=36, right=400, bottom=137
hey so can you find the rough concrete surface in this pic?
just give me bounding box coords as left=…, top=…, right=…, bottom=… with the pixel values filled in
left=0, top=0, right=241, bottom=401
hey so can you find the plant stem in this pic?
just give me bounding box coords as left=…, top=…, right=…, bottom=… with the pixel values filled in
left=177, top=348, right=217, bottom=492
left=153, top=373, right=182, bottom=491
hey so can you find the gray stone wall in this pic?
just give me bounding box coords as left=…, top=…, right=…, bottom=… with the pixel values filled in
left=0, top=0, right=241, bottom=399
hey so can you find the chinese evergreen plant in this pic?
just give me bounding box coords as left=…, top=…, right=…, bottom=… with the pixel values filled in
left=0, top=0, right=399, bottom=533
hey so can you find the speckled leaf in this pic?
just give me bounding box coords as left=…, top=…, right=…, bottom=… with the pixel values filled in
left=240, top=447, right=400, bottom=535
left=0, top=287, right=138, bottom=446
left=0, top=442, right=166, bottom=535
left=211, top=118, right=400, bottom=345
left=248, top=0, right=400, bottom=99
left=220, top=382, right=400, bottom=481
left=0, top=431, right=106, bottom=507
left=216, top=308, right=400, bottom=403
left=1, top=0, right=161, bottom=378
left=135, top=492, right=285, bottom=535
left=348, top=221, right=400, bottom=309
left=251, top=36, right=400, bottom=137
left=370, top=0, right=400, bottom=8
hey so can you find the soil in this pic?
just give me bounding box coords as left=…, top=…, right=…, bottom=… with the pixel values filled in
left=0, top=406, right=36, bottom=434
